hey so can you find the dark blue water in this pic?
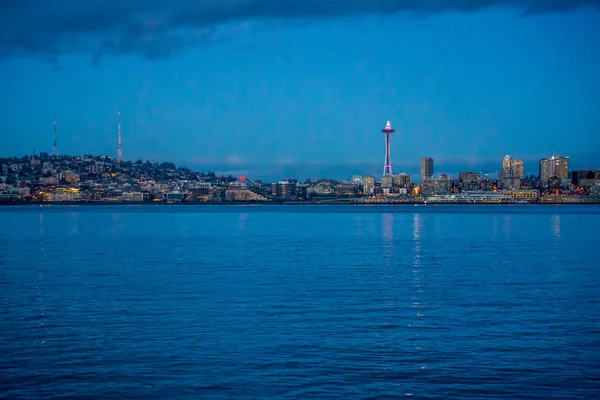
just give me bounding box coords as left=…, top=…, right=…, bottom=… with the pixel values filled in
left=1, top=205, right=600, bottom=399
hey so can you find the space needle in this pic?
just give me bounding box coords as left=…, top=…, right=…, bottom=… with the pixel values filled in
left=381, top=121, right=395, bottom=175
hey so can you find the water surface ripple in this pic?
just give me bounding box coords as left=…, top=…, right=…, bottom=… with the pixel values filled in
left=1, top=205, right=599, bottom=399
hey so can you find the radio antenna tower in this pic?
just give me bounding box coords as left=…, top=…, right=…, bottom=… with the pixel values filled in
left=52, top=117, right=58, bottom=157
left=117, top=112, right=123, bottom=162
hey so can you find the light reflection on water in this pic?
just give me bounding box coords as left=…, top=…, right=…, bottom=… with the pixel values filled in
left=36, top=212, right=46, bottom=361
left=552, top=214, right=561, bottom=239
left=238, top=212, right=248, bottom=232
left=70, top=212, right=79, bottom=235
left=493, top=214, right=499, bottom=237
left=352, top=213, right=364, bottom=240
left=381, top=212, right=395, bottom=267
left=503, top=213, right=512, bottom=237
left=412, top=213, right=424, bottom=379
left=382, top=213, right=394, bottom=243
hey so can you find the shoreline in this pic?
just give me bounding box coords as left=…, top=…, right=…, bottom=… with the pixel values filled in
left=1, top=201, right=600, bottom=207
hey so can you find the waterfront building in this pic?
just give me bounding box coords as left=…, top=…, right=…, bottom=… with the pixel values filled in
left=501, top=189, right=540, bottom=201
left=52, top=188, right=81, bottom=202
left=272, top=180, right=297, bottom=200
left=226, top=177, right=268, bottom=201
left=463, top=191, right=507, bottom=202
left=166, top=192, right=185, bottom=202
left=332, top=181, right=358, bottom=196
left=121, top=192, right=144, bottom=202
left=427, top=193, right=471, bottom=203
left=225, top=189, right=268, bottom=201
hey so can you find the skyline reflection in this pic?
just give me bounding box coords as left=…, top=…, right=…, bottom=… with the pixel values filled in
left=381, top=213, right=394, bottom=265
left=238, top=212, right=248, bottom=232
left=36, top=212, right=46, bottom=356
left=412, top=213, right=425, bottom=376
left=552, top=214, right=561, bottom=239
left=503, top=214, right=512, bottom=237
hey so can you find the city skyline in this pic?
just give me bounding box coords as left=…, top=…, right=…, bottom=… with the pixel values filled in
left=1, top=2, right=599, bottom=181
left=0, top=116, right=597, bottom=183
left=2, top=149, right=594, bottom=185
left=2, top=115, right=595, bottom=181
left=3, top=150, right=599, bottom=205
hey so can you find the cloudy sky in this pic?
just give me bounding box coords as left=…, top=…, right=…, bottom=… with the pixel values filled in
left=1, top=1, right=599, bottom=180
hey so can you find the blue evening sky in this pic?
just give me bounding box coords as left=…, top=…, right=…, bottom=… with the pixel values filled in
left=1, top=3, right=599, bottom=180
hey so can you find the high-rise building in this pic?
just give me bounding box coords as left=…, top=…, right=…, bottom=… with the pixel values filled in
left=500, top=155, right=524, bottom=189
left=539, top=155, right=569, bottom=187
left=512, top=159, right=524, bottom=179
left=421, top=157, right=433, bottom=182
left=381, top=121, right=395, bottom=175
left=363, top=176, right=375, bottom=195
left=502, top=155, right=512, bottom=170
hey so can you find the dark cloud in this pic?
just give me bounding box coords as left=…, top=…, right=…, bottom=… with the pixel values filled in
left=1, top=0, right=598, bottom=61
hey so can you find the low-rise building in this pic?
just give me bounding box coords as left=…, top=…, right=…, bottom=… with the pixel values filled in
left=52, top=188, right=81, bottom=202
left=225, top=189, right=268, bottom=201
left=272, top=180, right=297, bottom=200
left=121, top=192, right=144, bottom=202
left=501, top=189, right=539, bottom=201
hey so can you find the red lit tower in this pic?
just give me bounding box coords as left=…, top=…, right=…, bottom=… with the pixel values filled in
left=382, top=120, right=395, bottom=175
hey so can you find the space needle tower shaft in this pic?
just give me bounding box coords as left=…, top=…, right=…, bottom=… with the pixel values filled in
left=381, top=121, right=395, bottom=175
